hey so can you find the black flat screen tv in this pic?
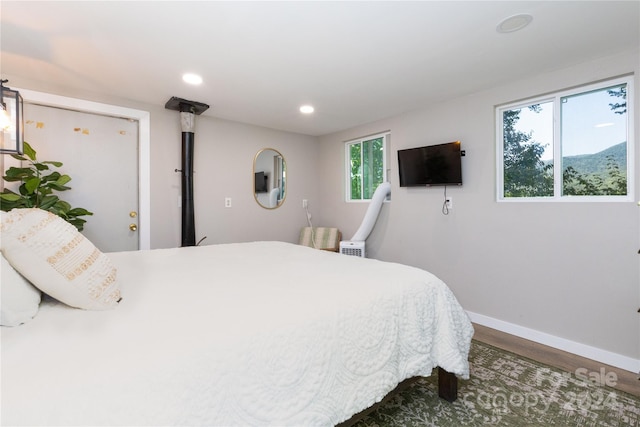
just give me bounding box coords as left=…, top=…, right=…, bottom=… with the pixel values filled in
left=398, top=141, right=462, bottom=187
left=254, top=171, right=268, bottom=193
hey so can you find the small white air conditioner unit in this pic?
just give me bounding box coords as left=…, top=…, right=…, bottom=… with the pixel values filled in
left=340, top=241, right=365, bottom=258
left=339, top=182, right=391, bottom=259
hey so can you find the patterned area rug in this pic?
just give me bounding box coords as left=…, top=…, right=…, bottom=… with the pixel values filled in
left=351, top=340, right=639, bottom=426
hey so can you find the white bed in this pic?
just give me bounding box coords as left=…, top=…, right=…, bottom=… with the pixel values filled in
left=2, top=235, right=473, bottom=425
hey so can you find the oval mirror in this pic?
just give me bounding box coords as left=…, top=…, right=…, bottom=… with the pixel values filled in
left=253, top=148, right=286, bottom=209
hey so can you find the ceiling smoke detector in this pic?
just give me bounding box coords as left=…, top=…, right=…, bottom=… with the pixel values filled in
left=496, top=14, right=533, bottom=33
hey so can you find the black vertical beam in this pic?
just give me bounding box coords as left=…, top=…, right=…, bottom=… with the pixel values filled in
left=164, top=96, right=209, bottom=248
left=181, top=130, right=195, bottom=247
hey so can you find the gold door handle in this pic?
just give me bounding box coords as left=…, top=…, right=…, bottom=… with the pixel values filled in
left=129, top=224, right=138, bottom=232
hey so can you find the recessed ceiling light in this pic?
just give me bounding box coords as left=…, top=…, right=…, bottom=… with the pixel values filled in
left=182, top=73, right=203, bottom=85
left=299, top=105, right=314, bottom=114
left=595, top=123, right=614, bottom=128
left=496, top=14, right=533, bottom=33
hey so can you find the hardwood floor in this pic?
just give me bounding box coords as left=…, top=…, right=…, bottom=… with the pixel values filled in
left=472, top=323, right=640, bottom=398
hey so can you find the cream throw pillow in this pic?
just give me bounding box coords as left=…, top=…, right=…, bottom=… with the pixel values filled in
left=1, top=253, right=41, bottom=326
left=1, top=209, right=121, bottom=310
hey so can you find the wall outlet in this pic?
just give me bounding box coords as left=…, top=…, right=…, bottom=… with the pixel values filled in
left=445, top=197, right=453, bottom=210
left=225, top=197, right=232, bottom=208
left=302, top=199, right=308, bottom=208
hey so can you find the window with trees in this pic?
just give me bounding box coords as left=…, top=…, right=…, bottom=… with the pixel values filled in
left=496, top=76, right=633, bottom=201
left=345, top=133, right=388, bottom=202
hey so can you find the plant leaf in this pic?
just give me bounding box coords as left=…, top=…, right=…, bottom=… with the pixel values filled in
left=37, top=186, right=53, bottom=196
left=55, top=175, right=71, bottom=186
left=54, top=200, right=71, bottom=212
left=67, top=218, right=86, bottom=231
left=0, top=192, right=22, bottom=201
left=42, top=161, right=63, bottom=167
left=2, top=176, right=27, bottom=182
left=39, top=195, right=60, bottom=210
left=0, top=199, right=24, bottom=211
left=5, top=167, right=34, bottom=179
left=23, top=142, right=36, bottom=161
left=68, top=207, right=93, bottom=216
left=42, top=172, right=61, bottom=182
left=46, top=183, right=72, bottom=192
left=25, top=177, right=41, bottom=194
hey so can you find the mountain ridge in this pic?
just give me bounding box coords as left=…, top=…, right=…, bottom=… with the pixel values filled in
left=561, top=142, right=626, bottom=175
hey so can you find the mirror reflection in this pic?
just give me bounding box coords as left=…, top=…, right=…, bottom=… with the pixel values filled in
left=254, top=148, right=286, bottom=209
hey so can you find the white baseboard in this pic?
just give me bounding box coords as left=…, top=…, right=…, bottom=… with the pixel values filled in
left=467, top=311, right=640, bottom=374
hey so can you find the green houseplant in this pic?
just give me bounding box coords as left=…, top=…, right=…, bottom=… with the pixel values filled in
left=0, top=141, right=93, bottom=231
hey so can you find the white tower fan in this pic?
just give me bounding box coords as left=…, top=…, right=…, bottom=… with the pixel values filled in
left=340, top=182, right=391, bottom=257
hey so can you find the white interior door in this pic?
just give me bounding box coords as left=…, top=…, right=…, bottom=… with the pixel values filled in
left=23, top=103, right=139, bottom=252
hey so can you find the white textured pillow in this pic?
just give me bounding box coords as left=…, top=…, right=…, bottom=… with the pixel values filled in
left=1, top=208, right=121, bottom=310
left=1, top=253, right=41, bottom=326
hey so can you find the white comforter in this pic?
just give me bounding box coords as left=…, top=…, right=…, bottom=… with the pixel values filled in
left=1, top=241, right=473, bottom=426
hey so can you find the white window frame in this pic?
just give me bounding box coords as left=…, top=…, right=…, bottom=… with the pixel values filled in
left=496, top=75, right=634, bottom=202
left=344, top=132, right=389, bottom=203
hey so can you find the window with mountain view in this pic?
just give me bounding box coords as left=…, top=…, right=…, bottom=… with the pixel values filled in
left=497, top=76, right=633, bottom=201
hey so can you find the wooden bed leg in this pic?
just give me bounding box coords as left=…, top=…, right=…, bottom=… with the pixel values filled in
left=438, top=367, right=458, bottom=402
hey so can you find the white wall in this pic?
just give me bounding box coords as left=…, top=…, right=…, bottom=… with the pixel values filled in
left=317, top=50, right=640, bottom=368
left=3, top=75, right=320, bottom=250
left=191, top=116, right=319, bottom=246
left=144, top=106, right=321, bottom=248
left=151, top=111, right=319, bottom=247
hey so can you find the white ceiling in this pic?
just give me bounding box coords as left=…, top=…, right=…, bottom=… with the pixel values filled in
left=1, top=1, right=638, bottom=136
